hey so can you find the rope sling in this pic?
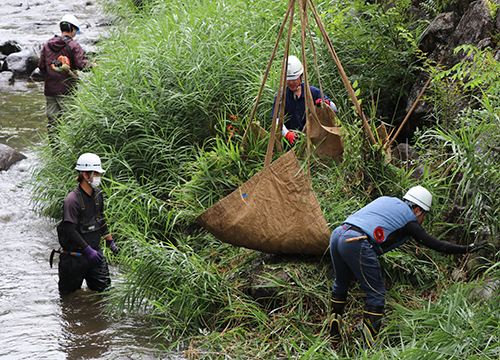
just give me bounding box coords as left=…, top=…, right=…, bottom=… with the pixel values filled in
left=196, top=0, right=427, bottom=254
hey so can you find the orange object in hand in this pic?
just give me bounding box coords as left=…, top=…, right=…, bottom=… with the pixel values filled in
left=50, top=55, right=71, bottom=69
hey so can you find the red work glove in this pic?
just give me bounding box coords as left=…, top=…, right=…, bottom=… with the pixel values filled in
left=315, top=99, right=330, bottom=106
left=285, top=131, right=297, bottom=145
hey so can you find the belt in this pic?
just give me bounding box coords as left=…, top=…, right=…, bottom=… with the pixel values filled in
left=347, top=225, right=364, bottom=234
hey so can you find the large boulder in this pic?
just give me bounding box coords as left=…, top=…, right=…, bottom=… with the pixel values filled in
left=399, top=0, right=496, bottom=143
left=0, top=144, right=26, bottom=171
left=5, top=50, right=39, bottom=77
left=402, top=12, right=460, bottom=131
left=452, top=0, right=494, bottom=57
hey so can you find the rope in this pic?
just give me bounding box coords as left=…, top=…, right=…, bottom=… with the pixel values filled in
left=264, top=0, right=296, bottom=168
left=305, top=0, right=376, bottom=145
left=240, top=0, right=294, bottom=152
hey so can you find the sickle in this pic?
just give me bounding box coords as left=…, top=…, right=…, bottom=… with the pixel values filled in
left=49, top=249, right=83, bottom=268
left=49, top=249, right=56, bottom=268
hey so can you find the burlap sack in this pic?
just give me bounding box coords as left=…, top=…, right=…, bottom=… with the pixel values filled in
left=303, top=101, right=344, bottom=162
left=196, top=150, right=331, bottom=255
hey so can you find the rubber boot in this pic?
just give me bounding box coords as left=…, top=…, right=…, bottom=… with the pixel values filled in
left=328, top=293, right=347, bottom=346
left=362, top=304, right=384, bottom=349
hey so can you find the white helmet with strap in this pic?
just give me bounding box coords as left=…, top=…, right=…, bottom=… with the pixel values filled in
left=287, top=55, right=303, bottom=81
left=60, top=14, right=81, bottom=34
left=75, top=153, right=105, bottom=174
left=403, top=185, right=432, bottom=211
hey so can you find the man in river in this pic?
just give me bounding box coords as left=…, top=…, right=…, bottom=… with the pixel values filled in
left=328, top=185, right=488, bottom=348
left=37, top=14, right=94, bottom=142
left=56, top=153, right=119, bottom=294
left=271, top=55, right=337, bottom=146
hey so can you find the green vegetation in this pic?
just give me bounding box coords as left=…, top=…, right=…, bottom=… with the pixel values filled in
left=30, top=0, right=500, bottom=358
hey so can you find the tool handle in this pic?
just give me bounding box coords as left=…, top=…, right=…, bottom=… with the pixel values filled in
left=345, top=235, right=368, bottom=243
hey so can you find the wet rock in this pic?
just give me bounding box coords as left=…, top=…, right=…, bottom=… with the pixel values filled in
left=5, top=50, right=39, bottom=76
left=0, top=143, right=26, bottom=171
left=0, top=41, right=22, bottom=56
left=30, top=67, right=44, bottom=82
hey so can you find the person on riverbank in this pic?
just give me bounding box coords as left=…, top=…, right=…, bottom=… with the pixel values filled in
left=271, top=55, right=337, bottom=146
left=38, top=14, right=94, bottom=141
left=56, top=153, right=119, bottom=295
left=328, top=185, right=488, bottom=348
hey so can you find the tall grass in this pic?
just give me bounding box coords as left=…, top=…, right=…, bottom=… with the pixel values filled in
left=28, top=0, right=500, bottom=357
left=383, top=274, right=500, bottom=359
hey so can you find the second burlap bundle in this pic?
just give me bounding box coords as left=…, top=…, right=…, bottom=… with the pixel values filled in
left=303, top=100, right=344, bottom=162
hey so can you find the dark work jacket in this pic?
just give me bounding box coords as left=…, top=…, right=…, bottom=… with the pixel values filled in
left=57, top=186, right=109, bottom=252
left=38, top=35, right=92, bottom=96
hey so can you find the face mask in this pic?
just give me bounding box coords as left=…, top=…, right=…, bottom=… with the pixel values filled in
left=88, top=174, right=101, bottom=189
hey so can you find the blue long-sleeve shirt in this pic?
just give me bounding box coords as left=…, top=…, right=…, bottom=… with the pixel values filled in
left=271, top=83, right=333, bottom=131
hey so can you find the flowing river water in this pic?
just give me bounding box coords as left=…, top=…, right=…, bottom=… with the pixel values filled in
left=0, top=1, right=184, bottom=359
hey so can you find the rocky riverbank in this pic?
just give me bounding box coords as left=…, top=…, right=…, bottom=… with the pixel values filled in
left=0, top=0, right=111, bottom=91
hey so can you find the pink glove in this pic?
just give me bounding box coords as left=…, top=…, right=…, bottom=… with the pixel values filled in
left=285, top=131, right=297, bottom=145
left=315, top=99, right=330, bottom=106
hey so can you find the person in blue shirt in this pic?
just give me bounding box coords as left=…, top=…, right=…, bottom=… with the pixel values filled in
left=271, top=55, right=337, bottom=145
left=328, top=185, right=487, bottom=348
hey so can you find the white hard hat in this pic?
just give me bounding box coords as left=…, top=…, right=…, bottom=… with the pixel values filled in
left=403, top=185, right=432, bottom=212
left=287, top=55, right=303, bottom=81
left=60, top=14, right=81, bottom=34
left=75, top=153, right=105, bottom=173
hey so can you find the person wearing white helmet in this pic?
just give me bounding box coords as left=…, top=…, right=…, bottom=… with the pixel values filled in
left=38, top=14, right=94, bottom=142
left=271, top=55, right=337, bottom=146
left=328, top=185, right=487, bottom=348
left=55, top=153, right=119, bottom=295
